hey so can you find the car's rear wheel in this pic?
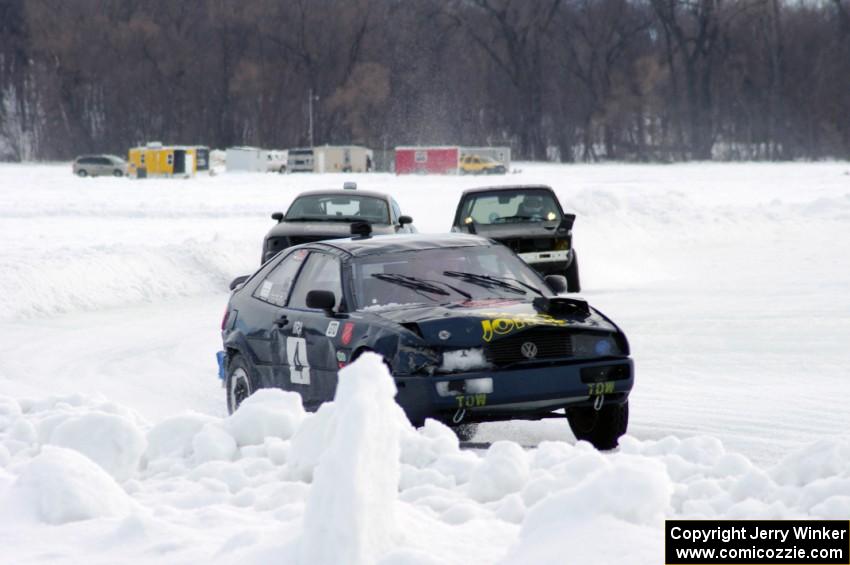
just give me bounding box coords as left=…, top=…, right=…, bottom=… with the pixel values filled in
left=226, top=354, right=256, bottom=414
left=77, top=169, right=88, bottom=177
left=566, top=251, right=581, bottom=293
left=567, top=401, right=628, bottom=450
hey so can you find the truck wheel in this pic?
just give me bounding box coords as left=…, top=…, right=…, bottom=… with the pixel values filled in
left=566, top=251, right=581, bottom=293
left=567, top=401, right=628, bottom=450
left=226, top=354, right=256, bottom=414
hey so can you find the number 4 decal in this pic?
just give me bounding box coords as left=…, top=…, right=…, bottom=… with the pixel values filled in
left=287, top=336, right=310, bottom=384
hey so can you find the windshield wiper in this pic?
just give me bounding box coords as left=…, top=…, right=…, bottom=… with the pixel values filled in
left=443, top=271, right=536, bottom=295
left=371, top=274, right=473, bottom=301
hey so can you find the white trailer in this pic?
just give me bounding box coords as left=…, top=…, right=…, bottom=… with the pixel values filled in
left=312, top=145, right=374, bottom=173
left=226, top=147, right=287, bottom=173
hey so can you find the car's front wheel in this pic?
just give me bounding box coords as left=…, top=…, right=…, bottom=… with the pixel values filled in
left=226, top=354, right=256, bottom=414
left=77, top=169, right=88, bottom=177
left=113, top=170, right=123, bottom=177
left=566, top=251, right=581, bottom=293
left=451, top=423, right=479, bottom=442
left=567, top=401, right=628, bottom=450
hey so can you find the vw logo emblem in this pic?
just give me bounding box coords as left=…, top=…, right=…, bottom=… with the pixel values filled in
left=520, top=342, right=538, bottom=359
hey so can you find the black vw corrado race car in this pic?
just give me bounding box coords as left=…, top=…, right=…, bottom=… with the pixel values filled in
left=452, top=185, right=580, bottom=292
left=261, top=188, right=415, bottom=263
left=218, top=230, right=632, bottom=449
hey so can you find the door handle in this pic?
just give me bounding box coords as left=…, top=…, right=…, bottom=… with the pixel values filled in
left=274, top=314, right=289, bottom=327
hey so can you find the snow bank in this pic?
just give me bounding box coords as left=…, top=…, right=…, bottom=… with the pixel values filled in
left=298, top=352, right=405, bottom=564
left=0, top=371, right=849, bottom=563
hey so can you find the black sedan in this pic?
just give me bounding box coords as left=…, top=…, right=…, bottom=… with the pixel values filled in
left=261, top=188, right=415, bottom=263
left=219, top=231, right=632, bottom=449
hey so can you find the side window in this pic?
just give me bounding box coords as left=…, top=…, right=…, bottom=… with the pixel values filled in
left=253, top=249, right=309, bottom=307
left=288, top=253, right=343, bottom=311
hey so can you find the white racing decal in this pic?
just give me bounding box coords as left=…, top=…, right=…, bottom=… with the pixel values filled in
left=293, top=321, right=303, bottom=336
left=326, top=320, right=340, bottom=337
left=259, top=280, right=272, bottom=299
left=287, top=336, right=310, bottom=384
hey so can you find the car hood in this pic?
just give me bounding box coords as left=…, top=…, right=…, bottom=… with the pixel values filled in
left=363, top=298, right=616, bottom=347
left=267, top=221, right=396, bottom=238
left=467, top=222, right=565, bottom=240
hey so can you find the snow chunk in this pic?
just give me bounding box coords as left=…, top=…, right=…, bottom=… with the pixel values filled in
left=48, top=412, right=146, bottom=482
left=226, top=389, right=306, bottom=446
left=3, top=446, right=133, bottom=524
left=192, top=423, right=238, bottom=463
left=145, top=412, right=214, bottom=461
left=299, top=352, right=404, bottom=565
left=468, top=441, right=530, bottom=502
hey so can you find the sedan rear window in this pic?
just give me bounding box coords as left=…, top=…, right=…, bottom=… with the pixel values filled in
left=286, top=195, right=390, bottom=224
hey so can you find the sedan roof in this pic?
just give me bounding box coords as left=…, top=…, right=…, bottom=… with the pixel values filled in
left=460, top=184, right=555, bottom=196
left=292, top=189, right=391, bottom=200
left=309, top=233, right=490, bottom=258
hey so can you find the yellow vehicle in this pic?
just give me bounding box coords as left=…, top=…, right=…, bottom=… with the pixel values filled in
left=459, top=154, right=506, bottom=175
left=128, top=143, right=210, bottom=178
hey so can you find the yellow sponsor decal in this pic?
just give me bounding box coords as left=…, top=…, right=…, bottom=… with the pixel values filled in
left=587, top=382, right=616, bottom=396
left=480, top=312, right=567, bottom=342
left=455, top=394, right=488, bottom=408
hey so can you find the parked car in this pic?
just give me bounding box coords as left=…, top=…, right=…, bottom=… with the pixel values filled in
left=459, top=154, right=506, bottom=175
left=73, top=155, right=128, bottom=177
left=261, top=187, right=415, bottom=263
left=218, top=231, right=632, bottom=448
left=451, top=185, right=580, bottom=292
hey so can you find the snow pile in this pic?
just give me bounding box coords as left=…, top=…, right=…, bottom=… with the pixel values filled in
left=298, top=352, right=405, bottom=564
left=2, top=446, right=134, bottom=524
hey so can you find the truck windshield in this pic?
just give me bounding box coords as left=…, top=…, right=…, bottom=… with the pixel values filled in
left=286, top=195, right=390, bottom=224
left=352, top=245, right=548, bottom=309
left=459, top=190, right=562, bottom=225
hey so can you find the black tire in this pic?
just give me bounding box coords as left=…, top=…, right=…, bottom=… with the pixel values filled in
left=226, top=353, right=256, bottom=414
left=567, top=401, right=628, bottom=450
left=566, top=251, right=581, bottom=293
left=77, top=169, right=88, bottom=177
left=113, top=170, right=123, bottom=177
left=451, top=423, right=479, bottom=442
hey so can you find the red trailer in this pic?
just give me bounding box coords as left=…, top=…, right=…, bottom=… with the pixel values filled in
left=395, top=146, right=459, bottom=175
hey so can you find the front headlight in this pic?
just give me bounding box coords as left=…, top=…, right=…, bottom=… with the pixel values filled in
left=571, top=334, right=619, bottom=357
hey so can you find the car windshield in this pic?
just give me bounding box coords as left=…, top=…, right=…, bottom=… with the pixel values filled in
left=352, top=245, right=548, bottom=309
left=285, top=195, right=390, bottom=224
left=459, top=190, right=562, bottom=225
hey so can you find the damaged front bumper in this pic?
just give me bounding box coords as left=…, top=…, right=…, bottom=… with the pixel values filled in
left=393, top=358, right=633, bottom=427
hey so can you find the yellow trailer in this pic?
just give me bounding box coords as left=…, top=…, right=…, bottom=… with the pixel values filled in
left=128, top=143, right=209, bottom=178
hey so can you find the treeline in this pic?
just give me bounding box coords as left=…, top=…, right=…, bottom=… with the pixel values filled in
left=1, top=0, right=848, bottom=162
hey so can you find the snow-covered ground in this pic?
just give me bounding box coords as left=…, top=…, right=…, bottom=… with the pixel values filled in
left=0, top=162, right=849, bottom=563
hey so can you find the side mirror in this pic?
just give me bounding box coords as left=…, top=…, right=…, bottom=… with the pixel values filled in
left=558, top=214, right=575, bottom=232
left=271, top=212, right=284, bottom=222
left=306, top=290, right=336, bottom=314
left=230, top=275, right=250, bottom=291
left=544, top=274, right=567, bottom=294
left=398, top=215, right=413, bottom=226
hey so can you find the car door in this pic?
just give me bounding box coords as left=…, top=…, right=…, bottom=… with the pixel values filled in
left=248, top=249, right=310, bottom=389
left=275, top=251, right=345, bottom=410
